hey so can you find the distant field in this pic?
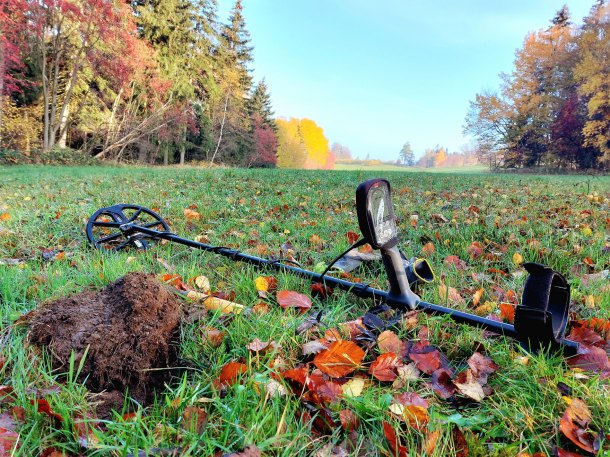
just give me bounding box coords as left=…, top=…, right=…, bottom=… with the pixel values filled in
left=0, top=165, right=608, bottom=456
left=334, top=162, right=488, bottom=173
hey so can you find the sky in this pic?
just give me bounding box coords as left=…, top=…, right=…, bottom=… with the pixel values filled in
left=218, top=1, right=594, bottom=161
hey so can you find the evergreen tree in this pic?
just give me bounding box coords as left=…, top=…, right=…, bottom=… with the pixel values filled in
left=248, top=79, right=276, bottom=131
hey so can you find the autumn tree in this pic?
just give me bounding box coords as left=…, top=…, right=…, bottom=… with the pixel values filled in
left=330, top=142, right=352, bottom=160
left=245, top=79, right=277, bottom=167
left=574, top=1, right=610, bottom=164
left=276, top=117, right=306, bottom=168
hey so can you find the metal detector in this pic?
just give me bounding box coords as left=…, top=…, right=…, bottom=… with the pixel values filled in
left=86, top=179, right=576, bottom=354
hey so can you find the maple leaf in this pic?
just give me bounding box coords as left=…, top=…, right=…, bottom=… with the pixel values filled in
left=276, top=290, right=312, bottom=311
left=369, top=352, right=402, bottom=382
left=313, top=340, right=365, bottom=378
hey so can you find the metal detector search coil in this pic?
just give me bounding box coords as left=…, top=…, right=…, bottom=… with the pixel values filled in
left=85, top=179, right=578, bottom=355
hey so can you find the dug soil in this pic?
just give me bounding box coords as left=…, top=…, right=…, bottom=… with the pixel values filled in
left=28, top=272, right=181, bottom=412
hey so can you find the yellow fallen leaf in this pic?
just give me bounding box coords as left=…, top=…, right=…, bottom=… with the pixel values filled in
left=194, top=275, right=211, bottom=293
left=341, top=377, right=366, bottom=398
left=186, top=291, right=244, bottom=314
left=581, top=226, right=592, bottom=237
left=512, top=252, right=523, bottom=267
left=584, top=295, right=595, bottom=308
left=254, top=276, right=269, bottom=292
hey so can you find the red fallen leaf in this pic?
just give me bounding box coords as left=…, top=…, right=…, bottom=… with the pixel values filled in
left=554, top=448, right=587, bottom=457
left=467, top=352, right=499, bottom=385
left=559, top=398, right=596, bottom=454
left=162, top=273, right=184, bottom=287
left=276, top=290, right=312, bottom=311
left=310, top=282, right=333, bottom=299
left=218, top=361, right=248, bottom=386
left=346, top=231, right=360, bottom=244
left=409, top=348, right=442, bottom=374
left=30, top=398, right=63, bottom=422
left=467, top=241, right=484, bottom=259
left=452, top=425, right=468, bottom=457
left=282, top=366, right=309, bottom=387
left=40, top=449, right=64, bottom=457
left=431, top=368, right=456, bottom=399
left=314, top=381, right=343, bottom=404
left=369, top=353, right=402, bottom=382
left=488, top=268, right=509, bottom=277
left=499, top=303, right=515, bottom=324
left=444, top=255, right=468, bottom=270
left=377, top=330, right=403, bottom=354
left=313, top=340, right=365, bottom=378
left=73, top=413, right=99, bottom=448
left=567, top=345, right=610, bottom=373
left=122, top=412, right=137, bottom=421
left=339, top=318, right=365, bottom=340
left=573, top=318, right=610, bottom=337
left=382, top=421, right=407, bottom=457
left=339, top=409, right=360, bottom=432
left=567, top=325, right=605, bottom=347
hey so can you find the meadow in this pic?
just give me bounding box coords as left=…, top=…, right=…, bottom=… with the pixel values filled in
left=0, top=165, right=608, bottom=456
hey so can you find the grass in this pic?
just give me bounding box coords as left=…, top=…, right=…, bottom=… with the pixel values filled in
left=333, top=163, right=488, bottom=173
left=0, top=165, right=608, bottom=456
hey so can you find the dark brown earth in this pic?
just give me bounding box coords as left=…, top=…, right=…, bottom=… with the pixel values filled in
left=28, top=272, right=181, bottom=411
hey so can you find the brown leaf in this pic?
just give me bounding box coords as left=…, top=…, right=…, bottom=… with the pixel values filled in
left=223, top=444, right=262, bottom=457
left=314, top=381, right=343, bottom=404
left=452, top=425, right=468, bottom=457
left=438, top=284, right=465, bottom=305
left=346, top=231, right=360, bottom=244
left=247, top=338, right=278, bottom=353
left=310, top=282, right=333, bottom=299
left=313, top=340, right=365, bottom=378
left=559, top=398, right=596, bottom=454
left=567, top=345, right=610, bottom=373
left=421, top=242, right=435, bottom=256
left=201, top=327, right=226, bottom=348
left=369, top=353, right=402, bottom=382
left=431, top=368, right=456, bottom=399
left=382, top=421, right=408, bottom=457
left=467, top=352, right=499, bottom=385
left=377, top=330, right=403, bottom=354
left=444, top=255, right=468, bottom=270
left=410, top=348, right=442, bottom=375
left=554, top=447, right=587, bottom=457
left=30, top=398, right=63, bottom=421
left=218, top=361, right=247, bottom=387
left=282, top=366, right=309, bottom=387
left=339, top=409, right=360, bottom=432
left=182, top=406, right=207, bottom=434
left=454, top=369, right=485, bottom=402
left=567, top=325, right=605, bottom=347
left=302, top=340, right=328, bottom=356
left=276, top=290, right=312, bottom=311
left=472, top=288, right=484, bottom=307
left=424, top=429, right=441, bottom=455
left=392, top=392, right=429, bottom=430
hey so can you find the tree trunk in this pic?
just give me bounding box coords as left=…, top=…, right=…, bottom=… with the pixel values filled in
left=211, top=92, right=229, bottom=164
left=58, top=103, right=68, bottom=148
left=163, top=142, right=169, bottom=166
left=179, top=125, right=186, bottom=165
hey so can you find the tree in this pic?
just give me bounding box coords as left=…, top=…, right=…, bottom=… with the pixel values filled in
left=574, top=1, right=610, bottom=164
left=330, top=142, right=352, bottom=160
left=248, top=79, right=275, bottom=131
left=275, top=117, right=332, bottom=169
left=398, top=142, right=414, bottom=166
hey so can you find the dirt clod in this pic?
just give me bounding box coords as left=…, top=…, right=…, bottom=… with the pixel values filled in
left=28, top=272, right=180, bottom=405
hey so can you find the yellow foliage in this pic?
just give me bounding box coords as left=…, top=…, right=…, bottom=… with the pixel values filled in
left=0, top=97, right=43, bottom=154
left=275, top=117, right=332, bottom=169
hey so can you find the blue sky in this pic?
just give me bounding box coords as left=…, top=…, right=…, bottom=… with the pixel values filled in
left=218, top=1, right=594, bottom=161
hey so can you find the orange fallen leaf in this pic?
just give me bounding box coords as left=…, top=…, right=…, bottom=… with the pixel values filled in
left=313, top=340, right=365, bottom=378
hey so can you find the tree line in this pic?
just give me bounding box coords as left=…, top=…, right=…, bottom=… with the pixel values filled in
left=465, top=2, right=610, bottom=170
left=0, top=0, right=336, bottom=168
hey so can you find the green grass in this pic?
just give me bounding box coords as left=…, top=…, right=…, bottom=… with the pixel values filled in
left=0, top=165, right=609, bottom=456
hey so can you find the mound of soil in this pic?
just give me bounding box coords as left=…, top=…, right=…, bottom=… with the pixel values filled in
left=28, top=272, right=181, bottom=406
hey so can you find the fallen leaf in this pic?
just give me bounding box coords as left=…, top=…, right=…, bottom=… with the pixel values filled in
left=467, top=352, right=499, bottom=384
left=472, top=288, right=484, bottom=306
left=567, top=345, right=610, bottom=373
left=513, top=252, right=524, bottom=267
left=499, top=303, right=515, bottom=324
left=392, top=392, right=429, bottom=429
left=223, top=444, right=262, bottom=457
left=218, top=361, right=247, bottom=387
left=0, top=213, right=11, bottom=221
left=182, top=406, right=207, bottom=434
left=444, top=255, right=468, bottom=270
left=194, top=275, right=210, bottom=292
left=302, top=340, right=328, bottom=356
left=369, top=352, right=402, bottom=382
left=454, top=369, right=485, bottom=402
left=339, top=409, right=360, bottom=432
left=341, top=377, right=366, bottom=398
left=276, top=290, right=312, bottom=311
left=431, top=368, right=456, bottom=399
left=410, top=348, right=442, bottom=375
left=421, top=242, right=435, bottom=256
left=346, top=231, right=360, bottom=244
left=377, top=330, right=403, bottom=354
left=201, top=327, right=225, bottom=348
left=438, top=284, right=465, bottom=305
left=392, top=363, right=421, bottom=389
left=382, top=421, right=408, bottom=457
left=183, top=208, right=201, bottom=221
left=313, top=340, right=365, bottom=378
left=31, top=398, right=63, bottom=421
left=452, top=425, right=468, bottom=457
left=424, top=429, right=441, bottom=455
left=559, top=398, right=596, bottom=454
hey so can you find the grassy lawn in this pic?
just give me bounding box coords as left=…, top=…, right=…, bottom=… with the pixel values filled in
left=0, top=165, right=608, bottom=456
